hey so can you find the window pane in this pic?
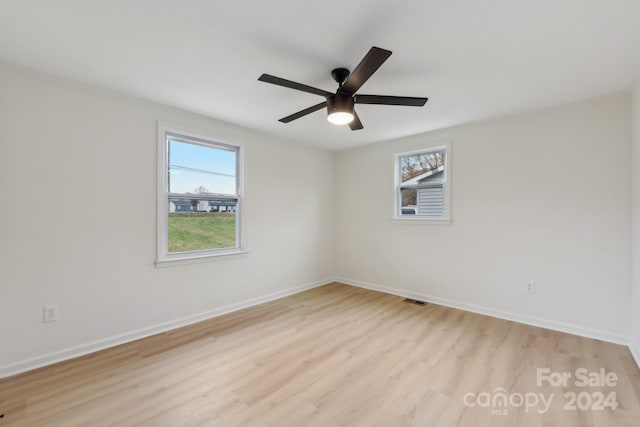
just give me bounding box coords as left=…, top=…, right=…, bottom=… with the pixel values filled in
left=168, top=139, right=236, bottom=195
left=400, top=188, right=417, bottom=215
left=165, top=136, right=239, bottom=254
left=401, top=186, right=445, bottom=216
left=168, top=200, right=237, bottom=253
left=399, top=150, right=445, bottom=184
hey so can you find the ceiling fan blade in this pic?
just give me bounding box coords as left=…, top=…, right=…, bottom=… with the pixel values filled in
left=259, top=74, right=332, bottom=97
left=278, top=101, right=327, bottom=123
left=349, top=111, right=364, bottom=130
left=355, top=95, right=428, bottom=106
left=339, top=47, right=392, bottom=95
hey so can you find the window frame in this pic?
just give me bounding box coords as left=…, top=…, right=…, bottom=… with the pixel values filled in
left=392, top=141, right=452, bottom=224
left=156, top=122, right=246, bottom=266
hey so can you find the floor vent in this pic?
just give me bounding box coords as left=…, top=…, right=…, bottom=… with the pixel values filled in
left=404, top=298, right=427, bottom=306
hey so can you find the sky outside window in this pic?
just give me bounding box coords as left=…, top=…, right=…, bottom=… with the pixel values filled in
left=168, top=139, right=236, bottom=194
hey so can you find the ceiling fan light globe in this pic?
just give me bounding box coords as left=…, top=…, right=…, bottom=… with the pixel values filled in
left=327, top=112, right=354, bottom=125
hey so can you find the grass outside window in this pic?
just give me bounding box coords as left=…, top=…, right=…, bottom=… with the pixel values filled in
left=168, top=212, right=236, bottom=253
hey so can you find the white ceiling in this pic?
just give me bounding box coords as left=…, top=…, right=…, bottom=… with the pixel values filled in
left=1, top=1, right=639, bottom=150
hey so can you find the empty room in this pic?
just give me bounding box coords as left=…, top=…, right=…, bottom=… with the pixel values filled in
left=1, top=1, right=640, bottom=426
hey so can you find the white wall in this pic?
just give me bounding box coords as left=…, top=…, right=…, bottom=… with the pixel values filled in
left=0, top=61, right=334, bottom=375
left=1, top=58, right=636, bottom=376
left=632, top=80, right=640, bottom=361
left=335, top=93, right=632, bottom=341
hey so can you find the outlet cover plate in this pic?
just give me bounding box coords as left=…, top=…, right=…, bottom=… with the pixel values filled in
left=525, top=281, right=536, bottom=294
left=44, top=305, right=60, bottom=322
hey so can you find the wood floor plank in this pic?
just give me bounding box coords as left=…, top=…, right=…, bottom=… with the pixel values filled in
left=1, top=282, right=638, bottom=426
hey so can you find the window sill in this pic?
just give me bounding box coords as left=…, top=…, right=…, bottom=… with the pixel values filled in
left=156, top=249, right=249, bottom=268
left=391, top=217, right=451, bottom=226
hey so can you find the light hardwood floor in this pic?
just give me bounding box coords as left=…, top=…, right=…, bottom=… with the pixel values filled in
left=1, top=283, right=639, bottom=427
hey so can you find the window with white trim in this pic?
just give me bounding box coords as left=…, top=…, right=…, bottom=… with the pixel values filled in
left=395, top=146, right=449, bottom=220
left=157, top=125, right=243, bottom=263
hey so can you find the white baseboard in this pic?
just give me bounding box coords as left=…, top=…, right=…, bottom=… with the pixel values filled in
left=335, top=277, right=630, bottom=346
left=0, top=278, right=334, bottom=379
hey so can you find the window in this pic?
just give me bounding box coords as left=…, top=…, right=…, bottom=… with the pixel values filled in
left=157, top=124, right=243, bottom=264
left=394, top=145, right=450, bottom=221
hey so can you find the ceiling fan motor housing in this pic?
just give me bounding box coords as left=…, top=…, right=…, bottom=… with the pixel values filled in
left=327, top=94, right=354, bottom=116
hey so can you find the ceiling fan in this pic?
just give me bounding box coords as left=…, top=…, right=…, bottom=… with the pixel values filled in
left=258, top=47, right=428, bottom=130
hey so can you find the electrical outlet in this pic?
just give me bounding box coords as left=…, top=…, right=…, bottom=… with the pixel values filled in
left=43, top=305, right=60, bottom=323
left=525, top=281, right=536, bottom=294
